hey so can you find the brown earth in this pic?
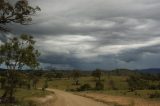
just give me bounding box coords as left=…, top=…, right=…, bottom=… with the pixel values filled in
left=46, top=89, right=109, bottom=106
left=77, top=92, right=160, bottom=106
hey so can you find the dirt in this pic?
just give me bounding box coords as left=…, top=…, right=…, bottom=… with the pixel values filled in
left=30, top=95, right=56, bottom=106
left=77, top=92, right=160, bottom=106
left=46, top=89, right=108, bottom=106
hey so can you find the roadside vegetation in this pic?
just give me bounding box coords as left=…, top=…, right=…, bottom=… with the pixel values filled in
left=0, top=88, right=51, bottom=106
left=0, top=64, right=159, bottom=106
left=0, top=0, right=54, bottom=105
left=36, top=69, right=160, bottom=97
left=32, top=69, right=160, bottom=106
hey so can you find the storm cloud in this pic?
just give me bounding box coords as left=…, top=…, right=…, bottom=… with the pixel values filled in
left=1, top=0, right=160, bottom=70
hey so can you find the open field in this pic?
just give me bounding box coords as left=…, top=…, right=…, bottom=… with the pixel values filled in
left=0, top=88, right=51, bottom=99
left=36, top=74, right=160, bottom=106
left=0, top=88, right=53, bottom=106
left=77, top=92, right=160, bottom=106
left=38, top=75, right=160, bottom=98
left=0, top=69, right=159, bottom=106
left=38, top=76, right=129, bottom=90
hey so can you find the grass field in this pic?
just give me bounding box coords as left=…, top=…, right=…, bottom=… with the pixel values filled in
left=0, top=88, right=51, bottom=98
left=37, top=76, right=160, bottom=98
left=37, top=75, right=160, bottom=106
left=39, top=75, right=129, bottom=90
left=77, top=92, right=160, bottom=106
left=0, top=72, right=159, bottom=106
left=0, top=88, right=52, bottom=106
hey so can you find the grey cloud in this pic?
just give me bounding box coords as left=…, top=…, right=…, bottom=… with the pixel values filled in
left=117, top=44, right=160, bottom=63
left=1, top=0, right=160, bottom=70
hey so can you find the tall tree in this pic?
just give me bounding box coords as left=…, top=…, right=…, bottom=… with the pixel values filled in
left=92, top=69, right=104, bottom=90
left=127, top=75, right=148, bottom=91
left=71, top=70, right=80, bottom=85
left=92, top=69, right=102, bottom=81
left=0, top=34, right=40, bottom=101
left=0, top=0, right=40, bottom=32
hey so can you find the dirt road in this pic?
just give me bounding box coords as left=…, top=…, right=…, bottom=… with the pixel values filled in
left=47, top=89, right=108, bottom=106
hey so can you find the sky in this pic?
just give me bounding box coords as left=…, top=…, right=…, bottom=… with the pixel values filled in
left=1, top=0, right=160, bottom=70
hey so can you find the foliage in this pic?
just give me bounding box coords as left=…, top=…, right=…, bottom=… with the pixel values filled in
left=0, top=77, right=6, bottom=89
left=108, top=80, right=117, bottom=90
left=127, top=75, right=148, bottom=91
left=42, top=79, right=48, bottom=91
left=77, top=83, right=92, bottom=91
left=0, top=88, right=51, bottom=105
left=71, top=70, right=81, bottom=85
left=92, top=69, right=102, bottom=81
left=149, top=91, right=160, bottom=98
left=0, top=34, right=40, bottom=101
left=95, top=81, right=104, bottom=90
left=32, top=77, right=39, bottom=89
left=0, top=34, right=40, bottom=70
left=55, top=72, right=63, bottom=79
left=0, top=0, right=40, bottom=32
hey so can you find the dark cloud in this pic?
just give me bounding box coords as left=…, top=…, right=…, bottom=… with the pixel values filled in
left=1, top=0, right=160, bottom=70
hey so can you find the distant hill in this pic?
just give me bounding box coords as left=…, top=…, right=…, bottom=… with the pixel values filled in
left=106, top=69, right=139, bottom=76
left=105, top=68, right=160, bottom=76
left=137, top=68, right=160, bottom=74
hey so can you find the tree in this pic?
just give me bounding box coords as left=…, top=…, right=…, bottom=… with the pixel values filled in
left=71, top=70, right=80, bottom=85
left=92, top=69, right=104, bottom=90
left=42, top=79, right=48, bottom=91
left=32, top=77, right=39, bottom=89
left=55, top=72, right=63, bottom=79
left=108, top=80, right=116, bottom=90
left=0, top=0, right=40, bottom=32
left=0, top=34, right=40, bottom=101
left=95, top=81, right=104, bottom=90
left=127, top=75, right=148, bottom=91
left=0, top=77, right=6, bottom=89
left=92, top=69, right=102, bottom=81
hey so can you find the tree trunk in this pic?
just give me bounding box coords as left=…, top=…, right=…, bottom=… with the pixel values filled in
left=1, top=70, right=16, bottom=103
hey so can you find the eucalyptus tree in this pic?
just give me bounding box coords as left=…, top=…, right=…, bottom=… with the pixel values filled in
left=0, top=0, right=40, bottom=32
left=0, top=34, right=40, bottom=101
left=71, top=70, right=81, bottom=85
left=92, top=69, right=104, bottom=90
left=92, top=69, right=102, bottom=81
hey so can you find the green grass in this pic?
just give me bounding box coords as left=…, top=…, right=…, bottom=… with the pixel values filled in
left=38, top=78, right=72, bottom=90
left=40, top=76, right=129, bottom=90
left=38, top=75, right=160, bottom=99
left=0, top=88, right=52, bottom=106
left=0, top=88, right=51, bottom=99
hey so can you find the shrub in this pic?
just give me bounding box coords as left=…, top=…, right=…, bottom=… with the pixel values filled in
left=77, top=83, right=92, bottom=91
left=95, top=81, right=104, bottom=90
left=127, top=75, right=148, bottom=91
left=108, top=80, right=117, bottom=90
left=149, top=91, right=160, bottom=98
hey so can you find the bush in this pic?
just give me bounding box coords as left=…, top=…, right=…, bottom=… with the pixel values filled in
left=148, top=85, right=160, bottom=90
left=95, top=81, right=104, bottom=90
left=149, top=91, right=160, bottom=98
left=127, top=76, right=148, bottom=91
left=77, top=83, right=92, bottom=91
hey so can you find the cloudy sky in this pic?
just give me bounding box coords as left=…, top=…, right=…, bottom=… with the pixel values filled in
left=1, top=0, right=160, bottom=70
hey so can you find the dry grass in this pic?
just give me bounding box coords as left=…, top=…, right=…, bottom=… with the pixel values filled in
left=29, top=94, right=57, bottom=106
left=77, top=92, right=160, bottom=106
